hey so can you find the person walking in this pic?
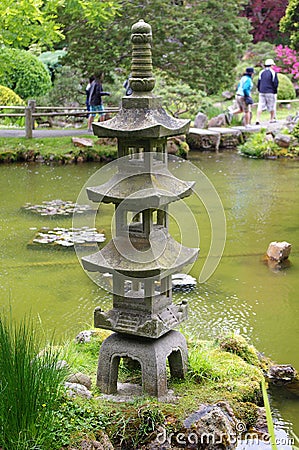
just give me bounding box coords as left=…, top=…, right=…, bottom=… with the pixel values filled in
left=87, top=72, right=110, bottom=131
left=255, top=59, right=279, bottom=125
left=228, top=67, right=255, bottom=128
left=85, top=75, right=94, bottom=116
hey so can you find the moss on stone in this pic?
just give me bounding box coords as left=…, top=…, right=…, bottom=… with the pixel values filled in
left=217, top=333, right=260, bottom=366
left=61, top=331, right=265, bottom=448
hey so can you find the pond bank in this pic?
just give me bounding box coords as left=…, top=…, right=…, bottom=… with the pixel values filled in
left=58, top=331, right=297, bottom=450
left=0, top=135, right=117, bottom=163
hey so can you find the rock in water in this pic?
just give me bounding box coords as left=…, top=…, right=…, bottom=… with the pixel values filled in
left=266, top=241, right=291, bottom=262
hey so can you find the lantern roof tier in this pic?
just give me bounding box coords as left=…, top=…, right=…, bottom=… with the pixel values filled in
left=81, top=228, right=199, bottom=278
left=86, top=170, right=194, bottom=206
left=92, top=96, right=190, bottom=139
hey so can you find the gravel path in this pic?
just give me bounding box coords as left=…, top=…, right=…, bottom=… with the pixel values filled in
left=0, top=128, right=91, bottom=138
left=0, top=120, right=286, bottom=139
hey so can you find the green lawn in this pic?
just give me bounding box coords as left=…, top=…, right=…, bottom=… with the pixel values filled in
left=0, top=135, right=117, bottom=162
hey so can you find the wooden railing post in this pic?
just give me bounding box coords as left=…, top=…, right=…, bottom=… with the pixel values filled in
left=25, top=107, right=33, bottom=138
left=28, top=100, right=36, bottom=130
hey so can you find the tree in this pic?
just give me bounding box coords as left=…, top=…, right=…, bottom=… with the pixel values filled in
left=0, top=0, right=63, bottom=49
left=280, top=0, right=299, bottom=50
left=61, top=0, right=251, bottom=95
left=0, top=0, right=120, bottom=50
left=241, top=0, right=288, bottom=43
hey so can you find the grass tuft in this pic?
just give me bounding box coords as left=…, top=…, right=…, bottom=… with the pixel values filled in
left=0, top=313, right=68, bottom=450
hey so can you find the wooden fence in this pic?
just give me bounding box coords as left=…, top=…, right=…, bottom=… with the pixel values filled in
left=0, top=100, right=119, bottom=138
left=0, top=98, right=298, bottom=139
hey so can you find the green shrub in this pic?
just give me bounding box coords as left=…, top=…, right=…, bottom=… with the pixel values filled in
left=238, top=130, right=281, bottom=158
left=0, top=85, right=24, bottom=106
left=0, top=48, right=52, bottom=99
left=0, top=85, right=25, bottom=127
left=277, top=73, right=296, bottom=100
left=0, top=313, right=68, bottom=449
left=292, top=121, right=299, bottom=139
left=38, top=50, right=67, bottom=82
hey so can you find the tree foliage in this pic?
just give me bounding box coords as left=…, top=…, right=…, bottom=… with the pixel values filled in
left=61, top=0, right=251, bottom=95
left=0, top=0, right=120, bottom=50
left=241, top=0, right=288, bottom=43
left=0, top=48, right=52, bottom=99
left=0, top=0, right=63, bottom=49
left=280, top=0, right=299, bottom=50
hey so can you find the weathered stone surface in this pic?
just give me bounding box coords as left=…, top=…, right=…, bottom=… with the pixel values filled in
left=268, top=364, right=297, bottom=383
left=274, top=134, right=295, bottom=148
left=208, top=113, right=226, bottom=128
left=67, top=372, right=92, bottom=390
left=65, top=382, right=92, bottom=399
left=70, top=432, right=114, bottom=450
left=72, top=137, right=94, bottom=148
left=254, top=407, right=268, bottom=435
left=222, top=90, right=234, bottom=100
left=266, top=241, right=291, bottom=261
left=75, top=329, right=96, bottom=343
left=167, top=135, right=189, bottom=156
left=183, top=402, right=237, bottom=449
left=85, top=19, right=198, bottom=399
left=97, top=330, right=187, bottom=398
left=194, top=112, right=208, bottom=129
left=265, top=132, right=274, bottom=142
left=186, top=128, right=220, bottom=152
left=208, top=127, right=243, bottom=149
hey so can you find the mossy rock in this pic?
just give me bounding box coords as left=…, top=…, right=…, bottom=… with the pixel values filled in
left=217, top=333, right=260, bottom=366
left=57, top=334, right=265, bottom=448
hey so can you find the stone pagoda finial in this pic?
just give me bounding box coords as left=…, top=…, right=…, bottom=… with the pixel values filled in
left=129, top=19, right=155, bottom=93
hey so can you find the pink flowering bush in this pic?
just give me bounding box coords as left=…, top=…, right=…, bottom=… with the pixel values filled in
left=274, top=45, right=299, bottom=80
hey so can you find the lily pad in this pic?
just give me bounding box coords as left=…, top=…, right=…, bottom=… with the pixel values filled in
left=28, top=227, right=105, bottom=250
left=21, top=199, right=94, bottom=217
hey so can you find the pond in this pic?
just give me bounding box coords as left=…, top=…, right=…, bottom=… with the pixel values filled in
left=0, top=152, right=298, bottom=439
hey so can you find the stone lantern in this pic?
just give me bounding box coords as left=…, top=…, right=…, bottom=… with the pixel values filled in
left=81, top=19, right=199, bottom=398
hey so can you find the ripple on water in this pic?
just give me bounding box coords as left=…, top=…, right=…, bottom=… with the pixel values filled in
left=176, top=281, right=254, bottom=340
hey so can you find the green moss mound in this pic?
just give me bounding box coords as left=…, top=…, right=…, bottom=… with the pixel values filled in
left=0, top=48, right=52, bottom=99
left=217, top=333, right=260, bottom=366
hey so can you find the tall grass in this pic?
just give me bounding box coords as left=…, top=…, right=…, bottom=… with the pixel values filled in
left=0, top=314, right=68, bottom=450
left=261, top=378, right=279, bottom=450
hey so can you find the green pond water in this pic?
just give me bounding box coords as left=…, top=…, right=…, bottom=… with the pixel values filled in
left=0, top=152, right=298, bottom=439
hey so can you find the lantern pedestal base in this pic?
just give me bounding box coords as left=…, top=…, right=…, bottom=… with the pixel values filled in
left=97, top=330, right=188, bottom=398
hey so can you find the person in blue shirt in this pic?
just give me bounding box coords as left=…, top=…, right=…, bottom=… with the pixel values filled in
left=230, top=67, right=255, bottom=128
left=255, top=59, right=279, bottom=124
